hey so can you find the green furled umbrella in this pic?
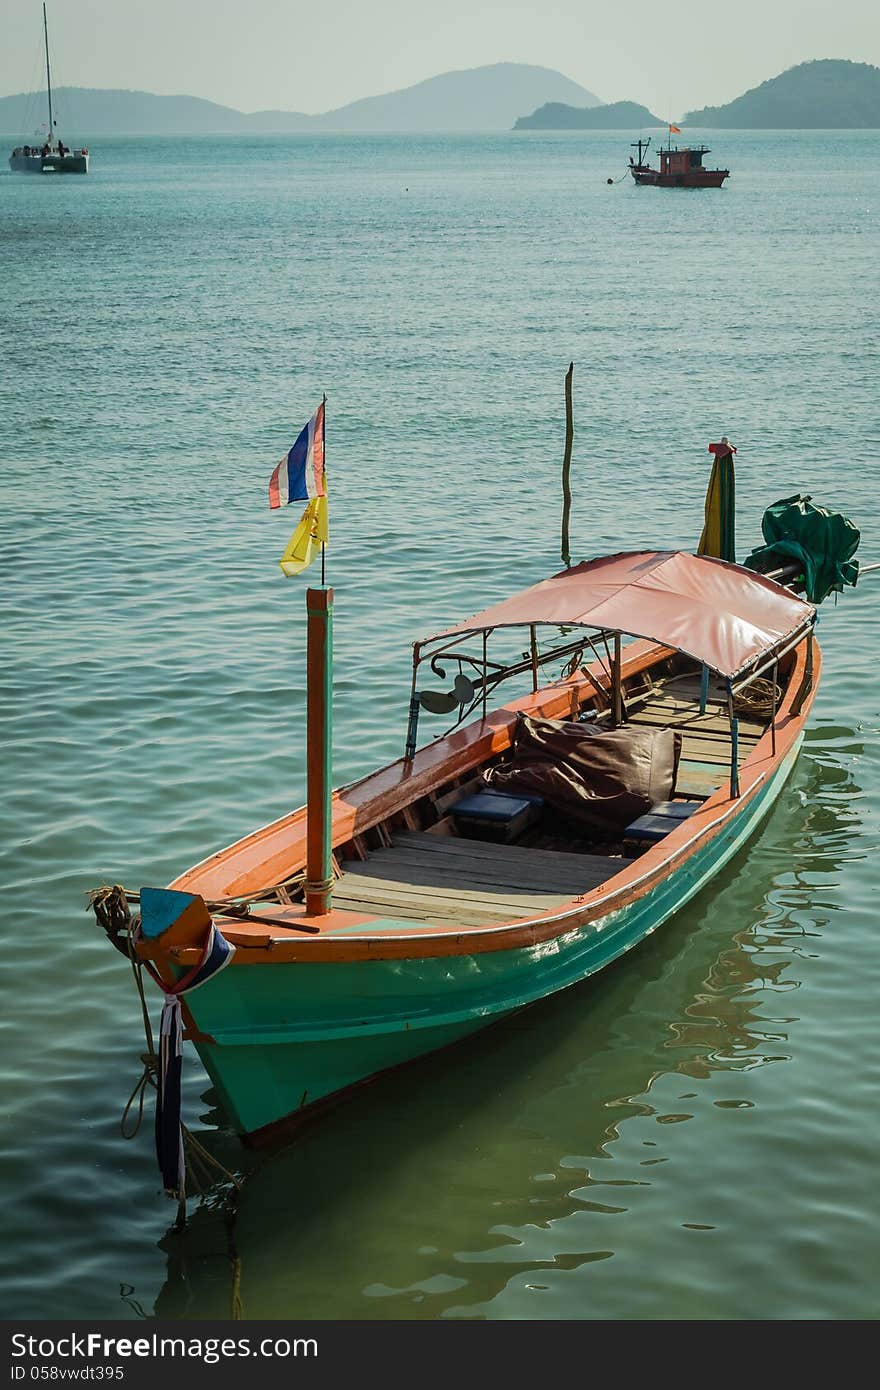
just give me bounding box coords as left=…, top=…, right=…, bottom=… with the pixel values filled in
left=697, top=437, right=736, bottom=563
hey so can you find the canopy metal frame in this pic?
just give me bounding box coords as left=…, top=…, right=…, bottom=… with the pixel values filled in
left=404, top=626, right=618, bottom=760
left=403, top=611, right=818, bottom=802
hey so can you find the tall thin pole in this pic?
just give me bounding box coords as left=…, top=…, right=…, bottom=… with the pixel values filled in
left=43, top=4, right=54, bottom=141
left=320, top=393, right=327, bottom=586
left=305, top=586, right=334, bottom=915
left=560, top=362, right=574, bottom=568
left=404, top=646, right=421, bottom=761
left=727, top=682, right=740, bottom=799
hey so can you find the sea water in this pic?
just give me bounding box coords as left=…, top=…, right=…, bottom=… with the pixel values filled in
left=1, top=130, right=878, bottom=1319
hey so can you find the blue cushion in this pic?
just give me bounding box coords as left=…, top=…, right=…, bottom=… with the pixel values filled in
left=453, top=790, right=543, bottom=823
left=625, top=800, right=701, bottom=844
left=647, top=800, right=702, bottom=820
left=624, top=813, right=679, bottom=844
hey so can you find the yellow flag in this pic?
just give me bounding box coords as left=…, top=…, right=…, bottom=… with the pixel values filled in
left=279, top=494, right=329, bottom=577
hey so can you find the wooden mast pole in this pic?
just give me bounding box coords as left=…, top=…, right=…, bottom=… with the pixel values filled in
left=560, top=362, right=574, bottom=568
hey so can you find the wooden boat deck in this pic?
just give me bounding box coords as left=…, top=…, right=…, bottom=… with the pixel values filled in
left=630, top=674, right=764, bottom=798
left=336, top=832, right=618, bottom=928
left=333, top=672, right=768, bottom=929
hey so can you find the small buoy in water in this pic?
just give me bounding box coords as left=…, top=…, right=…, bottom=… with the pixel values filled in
left=606, top=177, right=613, bottom=185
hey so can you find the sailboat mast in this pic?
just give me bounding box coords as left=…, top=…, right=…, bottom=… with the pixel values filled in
left=43, top=4, right=54, bottom=142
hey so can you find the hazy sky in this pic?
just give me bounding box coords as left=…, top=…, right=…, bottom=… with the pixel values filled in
left=4, top=0, right=879, bottom=116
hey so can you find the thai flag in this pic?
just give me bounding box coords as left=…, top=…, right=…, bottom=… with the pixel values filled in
left=268, top=401, right=325, bottom=509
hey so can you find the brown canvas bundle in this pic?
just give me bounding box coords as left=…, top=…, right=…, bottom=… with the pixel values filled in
left=485, top=714, right=681, bottom=833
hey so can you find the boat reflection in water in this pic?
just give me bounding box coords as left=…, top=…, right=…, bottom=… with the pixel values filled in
left=143, top=736, right=862, bottom=1321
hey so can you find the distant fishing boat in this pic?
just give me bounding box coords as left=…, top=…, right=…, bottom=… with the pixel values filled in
left=629, top=131, right=728, bottom=188
left=8, top=6, right=89, bottom=174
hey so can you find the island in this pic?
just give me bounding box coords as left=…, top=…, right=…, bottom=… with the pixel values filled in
left=683, top=59, right=880, bottom=128
left=515, top=100, right=664, bottom=130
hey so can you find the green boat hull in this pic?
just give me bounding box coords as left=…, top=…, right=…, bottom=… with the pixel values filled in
left=185, top=738, right=802, bottom=1139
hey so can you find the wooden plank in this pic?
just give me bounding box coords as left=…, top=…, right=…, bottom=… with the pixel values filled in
left=632, top=727, right=759, bottom=753
left=644, top=690, right=727, bottom=711
left=629, top=709, right=763, bottom=739
left=337, top=826, right=623, bottom=925
left=347, top=851, right=610, bottom=899
left=639, top=727, right=759, bottom=756
left=392, top=831, right=616, bottom=878
left=343, top=864, right=574, bottom=902
left=331, top=892, right=435, bottom=920
left=675, top=759, right=727, bottom=798
left=381, top=837, right=604, bottom=872
left=364, top=847, right=608, bottom=894
left=342, top=854, right=603, bottom=899
left=330, top=889, right=522, bottom=928
left=424, top=815, right=459, bottom=836
left=337, top=873, right=571, bottom=914
left=678, top=736, right=751, bottom=765
left=628, top=706, right=756, bottom=728
left=655, top=675, right=728, bottom=702
left=633, top=694, right=763, bottom=725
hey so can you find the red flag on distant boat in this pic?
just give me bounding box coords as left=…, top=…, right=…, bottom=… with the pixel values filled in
left=268, top=401, right=325, bottom=509
left=669, top=124, right=681, bottom=134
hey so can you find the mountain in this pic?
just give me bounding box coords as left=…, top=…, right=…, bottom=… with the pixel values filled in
left=0, top=87, right=280, bottom=135
left=0, top=64, right=600, bottom=136
left=683, top=59, right=880, bottom=127
left=515, top=100, right=664, bottom=130
left=309, top=63, right=601, bottom=131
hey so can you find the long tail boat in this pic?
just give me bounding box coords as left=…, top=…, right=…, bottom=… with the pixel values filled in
left=97, top=549, right=824, bottom=1176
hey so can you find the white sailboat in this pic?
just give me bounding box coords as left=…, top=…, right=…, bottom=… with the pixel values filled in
left=9, top=5, right=89, bottom=174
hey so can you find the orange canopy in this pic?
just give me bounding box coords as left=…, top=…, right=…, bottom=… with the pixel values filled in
left=424, top=551, right=815, bottom=680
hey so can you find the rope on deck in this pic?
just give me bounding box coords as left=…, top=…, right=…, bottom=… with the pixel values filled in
left=732, top=677, right=781, bottom=720
left=88, top=877, right=306, bottom=938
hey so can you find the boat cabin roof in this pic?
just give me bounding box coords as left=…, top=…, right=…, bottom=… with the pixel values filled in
left=422, top=550, right=814, bottom=680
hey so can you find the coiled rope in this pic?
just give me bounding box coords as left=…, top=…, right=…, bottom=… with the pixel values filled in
left=89, top=878, right=306, bottom=945
left=732, top=677, right=781, bottom=720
